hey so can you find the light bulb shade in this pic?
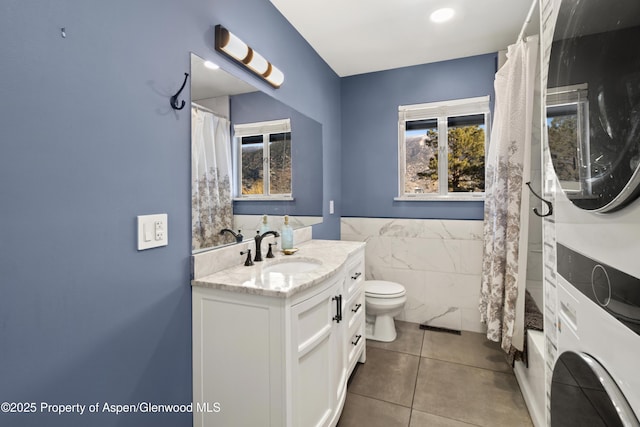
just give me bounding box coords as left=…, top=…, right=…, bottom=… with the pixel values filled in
left=216, top=26, right=249, bottom=61
left=244, top=49, right=269, bottom=75
left=265, top=65, right=284, bottom=88
left=214, top=24, right=284, bottom=89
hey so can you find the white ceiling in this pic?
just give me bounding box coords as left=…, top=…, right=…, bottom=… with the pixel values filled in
left=270, top=0, right=536, bottom=77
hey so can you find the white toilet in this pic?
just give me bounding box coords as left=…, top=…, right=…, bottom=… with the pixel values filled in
left=364, top=280, right=407, bottom=342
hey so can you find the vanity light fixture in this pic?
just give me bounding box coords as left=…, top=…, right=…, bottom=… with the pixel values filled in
left=215, top=24, right=284, bottom=88
left=430, top=7, right=455, bottom=23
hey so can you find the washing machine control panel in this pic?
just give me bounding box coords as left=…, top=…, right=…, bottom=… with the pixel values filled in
left=557, top=243, right=640, bottom=335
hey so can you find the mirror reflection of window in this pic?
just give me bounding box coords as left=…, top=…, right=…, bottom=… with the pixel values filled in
left=234, top=119, right=292, bottom=198
left=240, top=135, right=264, bottom=194
left=546, top=85, right=590, bottom=195
left=269, top=132, right=292, bottom=195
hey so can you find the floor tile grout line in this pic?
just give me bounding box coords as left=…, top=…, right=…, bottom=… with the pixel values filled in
left=365, top=346, right=422, bottom=358
left=418, top=354, right=516, bottom=376
left=365, top=345, right=514, bottom=375
left=407, top=329, right=425, bottom=426
left=345, top=390, right=412, bottom=409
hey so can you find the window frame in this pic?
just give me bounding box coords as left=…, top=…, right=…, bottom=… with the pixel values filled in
left=396, top=96, right=491, bottom=201
left=233, top=118, right=293, bottom=201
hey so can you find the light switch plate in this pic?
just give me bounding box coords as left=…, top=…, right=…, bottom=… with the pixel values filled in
left=137, top=214, right=168, bottom=250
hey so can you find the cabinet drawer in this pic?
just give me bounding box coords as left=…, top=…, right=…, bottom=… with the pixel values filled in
left=345, top=289, right=365, bottom=374
left=344, top=254, right=365, bottom=299
left=344, top=290, right=364, bottom=331
left=346, top=323, right=365, bottom=371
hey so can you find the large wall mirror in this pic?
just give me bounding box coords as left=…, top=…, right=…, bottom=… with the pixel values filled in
left=191, top=53, right=323, bottom=253
left=546, top=0, right=640, bottom=212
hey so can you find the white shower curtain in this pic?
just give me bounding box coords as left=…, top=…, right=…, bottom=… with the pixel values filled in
left=480, top=36, right=539, bottom=353
left=191, top=107, right=233, bottom=251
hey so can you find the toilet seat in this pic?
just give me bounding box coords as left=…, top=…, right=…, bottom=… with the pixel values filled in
left=365, top=280, right=406, bottom=299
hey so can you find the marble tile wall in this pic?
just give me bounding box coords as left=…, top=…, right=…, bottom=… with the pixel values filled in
left=341, top=217, right=486, bottom=333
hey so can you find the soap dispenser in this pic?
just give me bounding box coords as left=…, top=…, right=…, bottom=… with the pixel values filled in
left=260, top=214, right=270, bottom=234
left=281, top=215, right=294, bottom=250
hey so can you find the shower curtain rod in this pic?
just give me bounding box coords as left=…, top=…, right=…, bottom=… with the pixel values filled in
left=517, top=0, right=538, bottom=42
left=191, top=102, right=228, bottom=119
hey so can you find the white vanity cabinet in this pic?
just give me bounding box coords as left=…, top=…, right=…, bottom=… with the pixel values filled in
left=290, top=275, right=343, bottom=427
left=192, top=244, right=365, bottom=427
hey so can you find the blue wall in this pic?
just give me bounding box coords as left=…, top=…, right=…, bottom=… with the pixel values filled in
left=231, top=91, right=323, bottom=217
left=0, top=1, right=340, bottom=426
left=341, top=53, right=497, bottom=220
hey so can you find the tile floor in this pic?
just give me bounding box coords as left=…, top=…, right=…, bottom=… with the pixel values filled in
left=338, top=321, right=533, bottom=427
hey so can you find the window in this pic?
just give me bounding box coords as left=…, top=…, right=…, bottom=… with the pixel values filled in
left=546, top=84, right=589, bottom=193
left=233, top=118, right=292, bottom=199
left=397, top=96, right=490, bottom=199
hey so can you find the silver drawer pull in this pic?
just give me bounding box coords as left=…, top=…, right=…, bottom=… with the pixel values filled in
left=351, top=303, right=362, bottom=313
left=351, top=334, right=362, bottom=346
left=351, top=272, right=362, bottom=280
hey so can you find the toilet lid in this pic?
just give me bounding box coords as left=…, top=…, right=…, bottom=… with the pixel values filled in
left=365, top=280, right=406, bottom=298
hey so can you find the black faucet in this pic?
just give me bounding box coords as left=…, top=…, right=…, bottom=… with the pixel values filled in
left=266, top=242, right=277, bottom=258
left=254, top=230, right=280, bottom=262
left=240, top=249, right=254, bottom=266
left=220, top=229, right=243, bottom=243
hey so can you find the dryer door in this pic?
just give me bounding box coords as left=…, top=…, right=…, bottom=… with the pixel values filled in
left=551, top=351, right=639, bottom=426
left=546, top=0, right=640, bottom=212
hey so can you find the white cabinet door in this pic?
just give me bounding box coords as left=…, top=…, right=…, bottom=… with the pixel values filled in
left=291, top=278, right=342, bottom=427
left=193, top=290, right=284, bottom=427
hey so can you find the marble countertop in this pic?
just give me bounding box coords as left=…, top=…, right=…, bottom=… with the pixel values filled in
left=191, top=239, right=365, bottom=298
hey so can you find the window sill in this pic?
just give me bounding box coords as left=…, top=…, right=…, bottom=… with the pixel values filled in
left=395, top=194, right=485, bottom=202
left=233, top=196, right=295, bottom=202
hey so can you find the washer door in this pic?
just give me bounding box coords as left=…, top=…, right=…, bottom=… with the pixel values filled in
left=551, top=351, right=639, bottom=426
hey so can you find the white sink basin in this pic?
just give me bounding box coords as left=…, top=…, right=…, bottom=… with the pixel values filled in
left=262, top=258, right=322, bottom=274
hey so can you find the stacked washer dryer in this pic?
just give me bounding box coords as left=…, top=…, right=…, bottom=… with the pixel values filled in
left=543, top=0, right=640, bottom=425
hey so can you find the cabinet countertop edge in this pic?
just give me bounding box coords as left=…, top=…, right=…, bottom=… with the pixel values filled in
left=191, top=240, right=366, bottom=298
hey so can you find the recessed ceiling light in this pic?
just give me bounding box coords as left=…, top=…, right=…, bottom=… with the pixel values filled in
left=430, top=7, right=455, bottom=23
left=204, top=60, right=219, bottom=70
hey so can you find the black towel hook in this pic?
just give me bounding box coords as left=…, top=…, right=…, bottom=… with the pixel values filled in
left=526, top=182, right=553, bottom=217
left=170, top=72, right=189, bottom=110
